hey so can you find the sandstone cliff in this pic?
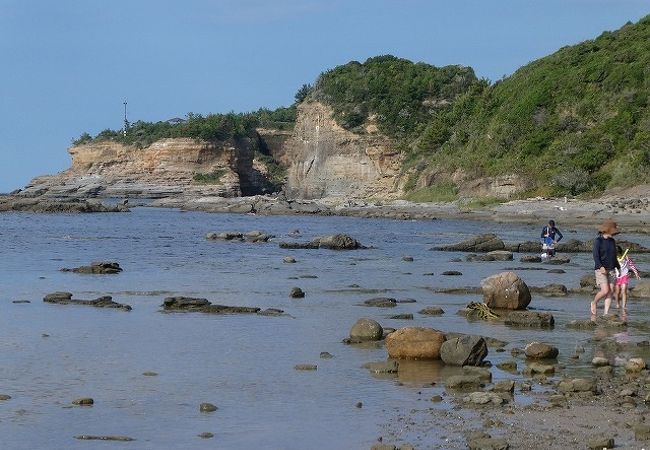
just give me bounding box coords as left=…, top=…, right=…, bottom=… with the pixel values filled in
left=279, top=102, right=403, bottom=200
left=22, top=137, right=271, bottom=199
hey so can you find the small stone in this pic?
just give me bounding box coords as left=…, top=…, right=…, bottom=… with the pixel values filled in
left=442, top=271, right=463, bottom=276
left=625, top=358, right=646, bottom=373
left=0, top=394, right=11, bottom=401
left=355, top=402, right=363, bottom=408
left=402, top=256, right=414, bottom=262
left=389, top=314, right=414, bottom=320
left=142, top=371, right=158, bottom=376
left=362, top=361, right=399, bottom=374
left=463, top=391, right=505, bottom=405
left=200, top=403, right=218, bottom=412
left=492, top=380, right=515, bottom=393
left=520, top=383, right=532, bottom=392
left=418, top=306, right=444, bottom=316
left=634, top=423, right=650, bottom=440
left=72, top=398, right=94, bottom=406
left=294, top=364, right=317, bottom=371
left=587, top=436, right=614, bottom=449
left=496, top=361, right=518, bottom=372
left=198, top=432, right=214, bottom=439
left=320, top=352, right=334, bottom=359
left=524, top=342, right=558, bottom=359
left=430, top=395, right=443, bottom=402
left=283, top=256, right=296, bottom=263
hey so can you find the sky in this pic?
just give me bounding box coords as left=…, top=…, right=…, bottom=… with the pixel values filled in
left=1, top=0, right=649, bottom=192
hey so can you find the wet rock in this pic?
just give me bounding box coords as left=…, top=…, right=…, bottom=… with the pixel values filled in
left=44, top=293, right=132, bottom=311
left=492, top=380, right=515, bottom=393
left=370, top=444, right=396, bottom=450
left=634, top=423, right=650, bottom=441
left=198, top=432, right=214, bottom=439
left=587, top=436, right=614, bottom=449
left=528, top=284, right=568, bottom=297
left=402, top=256, right=414, bottom=262
left=592, top=357, right=610, bottom=367
left=463, top=391, right=505, bottom=406
left=258, top=308, right=285, bottom=316
left=72, top=398, right=94, bottom=406
left=418, top=306, right=444, bottom=316
left=520, top=255, right=542, bottom=263
left=496, top=361, right=517, bottom=372
left=396, top=298, right=417, bottom=304
left=525, top=342, right=558, bottom=359
left=548, top=394, right=566, bottom=407
left=294, top=364, right=317, bottom=371
left=546, top=256, right=570, bottom=265
left=142, top=371, right=158, bottom=376
left=244, top=231, right=275, bottom=242
left=557, top=378, right=596, bottom=393
left=289, top=287, right=305, bottom=298
left=206, top=231, right=243, bottom=240
left=162, top=297, right=262, bottom=314
left=445, top=375, right=484, bottom=390
left=440, top=335, right=488, bottom=367
left=283, top=256, right=296, bottom=263
left=362, top=361, right=399, bottom=374
left=0, top=394, right=12, bottom=400
left=363, top=297, right=397, bottom=308
left=466, top=254, right=496, bottom=262
left=355, top=402, right=363, bottom=408
left=279, top=234, right=365, bottom=250
left=501, top=310, right=555, bottom=328
left=430, top=395, right=443, bottom=402
left=389, top=314, right=413, bottom=320
left=625, top=358, right=646, bottom=373
left=12, top=300, right=30, bottom=304
left=630, top=281, right=650, bottom=298
left=579, top=273, right=597, bottom=290
left=467, top=437, right=509, bottom=450
left=200, top=403, right=218, bottom=412
left=74, top=435, right=135, bottom=441
left=463, top=366, right=492, bottom=382
left=350, top=318, right=384, bottom=342
left=61, top=261, right=123, bottom=274
left=481, top=272, right=531, bottom=310
left=434, top=234, right=505, bottom=252
left=320, top=352, right=334, bottom=359
left=385, top=327, right=446, bottom=360
left=524, top=362, right=555, bottom=375
left=546, top=269, right=565, bottom=274
left=487, top=250, right=513, bottom=261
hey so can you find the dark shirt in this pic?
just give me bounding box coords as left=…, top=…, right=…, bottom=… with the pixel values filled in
left=541, top=225, right=563, bottom=242
left=592, top=235, right=620, bottom=271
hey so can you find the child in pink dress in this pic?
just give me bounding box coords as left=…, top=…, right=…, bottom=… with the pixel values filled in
left=615, top=246, right=640, bottom=311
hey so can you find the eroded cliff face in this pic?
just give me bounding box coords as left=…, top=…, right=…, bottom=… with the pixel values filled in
left=22, top=137, right=266, bottom=199
left=280, top=102, right=403, bottom=200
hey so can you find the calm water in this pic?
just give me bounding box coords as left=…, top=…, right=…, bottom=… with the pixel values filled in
left=1, top=208, right=649, bottom=450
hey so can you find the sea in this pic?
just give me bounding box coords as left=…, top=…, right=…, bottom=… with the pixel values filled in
left=1, top=208, right=649, bottom=449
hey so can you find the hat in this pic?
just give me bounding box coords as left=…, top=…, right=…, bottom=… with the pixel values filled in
left=598, top=220, right=620, bottom=235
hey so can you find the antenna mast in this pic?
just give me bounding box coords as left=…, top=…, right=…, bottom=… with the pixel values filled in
left=123, top=100, right=129, bottom=136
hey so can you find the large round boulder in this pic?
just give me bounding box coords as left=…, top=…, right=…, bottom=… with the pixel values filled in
left=385, top=327, right=446, bottom=360
left=349, top=318, right=383, bottom=342
left=480, top=271, right=531, bottom=310
left=525, top=342, right=559, bottom=359
left=440, top=335, right=488, bottom=366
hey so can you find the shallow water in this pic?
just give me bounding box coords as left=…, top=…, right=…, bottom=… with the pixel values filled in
left=1, top=208, right=649, bottom=449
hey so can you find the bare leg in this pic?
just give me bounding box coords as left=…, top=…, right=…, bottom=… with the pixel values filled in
left=614, top=285, right=621, bottom=308
left=604, top=282, right=615, bottom=315
left=621, top=284, right=628, bottom=310
left=592, top=282, right=610, bottom=315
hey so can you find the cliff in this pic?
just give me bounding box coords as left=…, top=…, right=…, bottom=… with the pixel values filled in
left=22, top=137, right=271, bottom=199
left=280, top=101, right=403, bottom=199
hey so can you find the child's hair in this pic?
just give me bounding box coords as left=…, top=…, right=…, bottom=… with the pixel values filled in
left=617, top=245, right=623, bottom=255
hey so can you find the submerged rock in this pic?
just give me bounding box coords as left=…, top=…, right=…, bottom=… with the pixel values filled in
left=162, top=297, right=268, bottom=315
left=43, top=293, right=132, bottom=311
left=418, top=306, right=444, bottom=316
left=363, top=297, right=397, bottom=308
left=61, top=261, right=123, bottom=274
left=434, top=234, right=505, bottom=252
left=362, top=361, right=399, bottom=374
left=279, top=234, right=365, bottom=250
left=74, top=435, right=135, bottom=441
left=501, top=310, right=555, bottom=328
left=289, top=287, right=305, bottom=298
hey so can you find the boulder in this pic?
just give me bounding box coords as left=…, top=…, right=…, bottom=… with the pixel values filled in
left=528, top=284, right=567, bottom=297
left=440, top=335, right=488, bottom=366
left=481, top=272, right=531, bottom=310
left=557, top=378, right=596, bottom=393
left=61, top=261, right=123, bottom=274
left=520, top=255, right=542, bottom=263
left=492, top=380, right=515, bottom=393
left=625, top=358, right=646, bottom=373
left=162, top=297, right=265, bottom=315
left=463, top=391, right=505, bottom=406
left=289, top=287, right=305, bottom=298
left=385, top=327, right=446, bottom=360
left=445, top=374, right=484, bottom=390
left=363, top=297, right=397, bottom=308
left=434, top=234, right=505, bottom=252
left=487, top=250, right=513, bottom=261
left=418, top=306, right=444, bottom=316
left=44, top=293, right=131, bottom=311
left=524, top=342, right=558, bottom=359
left=349, top=318, right=383, bottom=342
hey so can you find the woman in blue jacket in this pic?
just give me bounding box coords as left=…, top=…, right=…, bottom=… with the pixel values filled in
left=591, top=220, right=620, bottom=317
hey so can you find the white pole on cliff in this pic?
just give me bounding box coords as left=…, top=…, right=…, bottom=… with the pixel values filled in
left=123, top=100, right=129, bottom=137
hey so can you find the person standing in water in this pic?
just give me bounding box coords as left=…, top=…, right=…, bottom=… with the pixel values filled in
left=614, top=245, right=640, bottom=311
left=591, top=220, right=620, bottom=317
left=540, top=219, right=563, bottom=257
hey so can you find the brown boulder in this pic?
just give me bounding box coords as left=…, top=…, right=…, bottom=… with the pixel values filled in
left=385, top=327, right=446, bottom=360
left=480, top=272, right=531, bottom=310
left=525, top=342, right=559, bottom=359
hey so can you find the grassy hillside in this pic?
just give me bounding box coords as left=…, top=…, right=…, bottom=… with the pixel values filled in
left=407, top=16, right=650, bottom=197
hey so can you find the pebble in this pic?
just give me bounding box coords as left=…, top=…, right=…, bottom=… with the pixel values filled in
left=199, top=403, right=218, bottom=412
left=198, top=432, right=214, bottom=439
left=72, top=398, right=94, bottom=406
left=319, top=352, right=334, bottom=359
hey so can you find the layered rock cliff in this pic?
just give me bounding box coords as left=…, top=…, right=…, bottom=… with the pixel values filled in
left=21, top=137, right=271, bottom=199
left=280, top=102, right=403, bottom=200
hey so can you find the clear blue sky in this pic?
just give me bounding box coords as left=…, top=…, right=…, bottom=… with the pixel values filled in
left=1, top=0, right=648, bottom=192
